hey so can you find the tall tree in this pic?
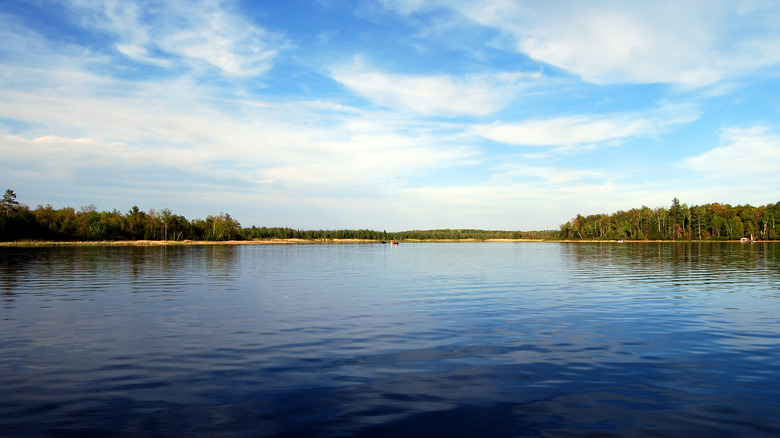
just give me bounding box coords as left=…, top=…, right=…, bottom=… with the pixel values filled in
left=670, top=198, right=683, bottom=239
left=160, top=208, right=172, bottom=241
left=2, top=189, right=20, bottom=216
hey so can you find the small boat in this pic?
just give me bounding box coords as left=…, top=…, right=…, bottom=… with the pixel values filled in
left=390, top=240, right=399, bottom=245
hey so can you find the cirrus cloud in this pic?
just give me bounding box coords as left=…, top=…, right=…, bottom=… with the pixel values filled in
left=383, top=0, right=780, bottom=87
left=67, top=0, right=287, bottom=77
left=330, top=59, right=537, bottom=116
left=471, top=104, right=699, bottom=147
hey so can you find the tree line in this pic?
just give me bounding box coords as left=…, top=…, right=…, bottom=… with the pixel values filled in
left=1, top=190, right=240, bottom=242
left=559, top=198, right=780, bottom=241
left=1, top=189, right=552, bottom=242
left=242, top=227, right=557, bottom=241
left=8, top=190, right=771, bottom=243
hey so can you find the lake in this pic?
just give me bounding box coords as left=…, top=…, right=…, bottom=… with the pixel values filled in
left=2, top=242, right=780, bottom=437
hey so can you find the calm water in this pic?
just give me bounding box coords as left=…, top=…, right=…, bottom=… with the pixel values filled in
left=2, top=242, right=780, bottom=437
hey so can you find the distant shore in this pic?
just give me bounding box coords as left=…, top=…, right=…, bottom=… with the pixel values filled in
left=0, top=238, right=541, bottom=246
left=2, top=238, right=774, bottom=247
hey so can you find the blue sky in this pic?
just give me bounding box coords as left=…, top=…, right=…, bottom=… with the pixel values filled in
left=1, top=0, right=779, bottom=231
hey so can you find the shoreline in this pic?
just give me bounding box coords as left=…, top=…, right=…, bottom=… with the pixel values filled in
left=0, top=238, right=539, bottom=246
left=1, top=238, right=773, bottom=247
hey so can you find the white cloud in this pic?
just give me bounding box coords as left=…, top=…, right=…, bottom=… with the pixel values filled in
left=394, top=166, right=634, bottom=230
left=260, top=131, right=475, bottom=186
left=1, top=135, right=141, bottom=172
left=471, top=104, right=698, bottom=146
left=331, top=60, right=535, bottom=116
left=0, top=67, right=478, bottom=193
left=685, top=126, right=780, bottom=177
left=385, top=0, right=780, bottom=87
left=0, top=17, right=476, bottom=192
left=491, top=164, right=606, bottom=186
left=472, top=116, right=647, bottom=146
left=67, top=0, right=285, bottom=77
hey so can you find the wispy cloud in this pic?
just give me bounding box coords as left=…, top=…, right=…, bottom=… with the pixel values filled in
left=396, top=166, right=646, bottom=229
left=330, top=59, right=536, bottom=116
left=471, top=104, right=698, bottom=147
left=472, top=116, right=649, bottom=146
left=67, top=0, right=286, bottom=77
left=0, top=5, right=477, bottom=213
left=384, top=0, right=780, bottom=87
left=0, top=71, right=478, bottom=192
left=685, top=126, right=780, bottom=177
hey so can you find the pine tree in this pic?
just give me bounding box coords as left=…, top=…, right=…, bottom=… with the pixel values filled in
left=2, top=189, right=20, bottom=216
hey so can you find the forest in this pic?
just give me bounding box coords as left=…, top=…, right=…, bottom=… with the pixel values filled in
left=2, top=190, right=777, bottom=242
left=241, top=227, right=556, bottom=241
left=559, top=198, right=780, bottom=241
left=1, top=190, right=241, bottom=242
left=0, top=189, right=551, bottom=242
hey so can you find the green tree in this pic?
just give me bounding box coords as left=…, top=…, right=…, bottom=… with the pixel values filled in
left=691, top=205, right=707, bottom=239
left=2, top=189, right=20, bottom=216
left=737, top=205, right=759, bottom=239
left=160, top=208, right=173, bottom=241
left=767, top=203, right=780, bottom=239
left=670, top=198, right=684, bottom=239
left=125, top=206, right=148, bottom=239
left=79, top=204, right=105, bottom=240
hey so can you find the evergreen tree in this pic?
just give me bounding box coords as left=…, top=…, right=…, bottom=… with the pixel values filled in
left=2, top=189, right=20, bottom=216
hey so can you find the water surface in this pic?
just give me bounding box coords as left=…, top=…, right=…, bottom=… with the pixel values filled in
left=2, top=242, right=780, bottom=436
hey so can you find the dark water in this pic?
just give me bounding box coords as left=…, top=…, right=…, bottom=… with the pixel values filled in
left=2, top=242, right=780, bottom=437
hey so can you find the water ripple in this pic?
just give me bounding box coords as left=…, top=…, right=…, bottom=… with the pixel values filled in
left=2, top=243, right=780, bottom=436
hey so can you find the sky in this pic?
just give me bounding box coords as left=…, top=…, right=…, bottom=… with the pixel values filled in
left=1, top=0, right=779, bottom=231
